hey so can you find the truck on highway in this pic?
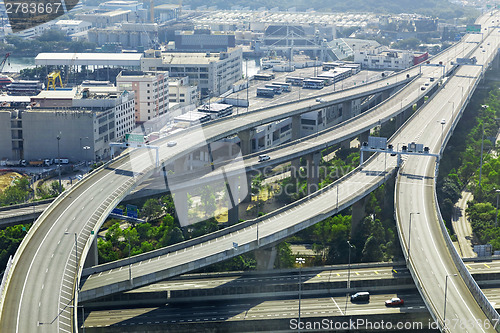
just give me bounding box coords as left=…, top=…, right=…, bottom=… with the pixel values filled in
left=28, top=160, right=44, bottom=167
left=54, top=158, right=69, bottom=164
left=1, top=159, right=26, bottom=167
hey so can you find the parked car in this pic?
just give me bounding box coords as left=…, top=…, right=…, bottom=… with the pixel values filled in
left=385, top=297, right=404, bottom=307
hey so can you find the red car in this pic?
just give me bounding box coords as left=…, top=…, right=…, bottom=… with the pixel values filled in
left=385, top=297, right=404, bottom=307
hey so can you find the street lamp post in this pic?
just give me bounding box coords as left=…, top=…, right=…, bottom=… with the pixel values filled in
left=57, top=133, right=62, bottom=193
left=344, top=241, right=354, bottom=314
left=83, top=146, right=90, bottom=172
left=444, top=273, right=457, bottom=326
left=295, top=257, right=305, bottom=332
left=440, top=119, right=446, bottom=148
left=495, top=189, right=500, bottom=227
left=479, top=122, right=485, bottom=190
left=126, top=237, right=132, bottom=283
left=408, top=212, right=420, bottom=262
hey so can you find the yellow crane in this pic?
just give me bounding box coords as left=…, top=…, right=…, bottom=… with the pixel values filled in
left=47, top=71, right=63, bottom=90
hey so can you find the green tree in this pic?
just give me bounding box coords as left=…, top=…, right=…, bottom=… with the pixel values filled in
left=275, top=242, right=295, bottom=268
left=361, top=236, right=384, bottom=262
left=141, top=198, right=163, bottom=221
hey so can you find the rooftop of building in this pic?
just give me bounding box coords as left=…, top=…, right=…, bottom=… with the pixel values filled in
left=155, top=47, right=240, bottom=65
left=35, top=52, right=143, bottom=67
left=55, top=20, right=88, bottom=25
left=34, top=89, right=77, bottom=99
left=117, top=70, right=167, bottom=78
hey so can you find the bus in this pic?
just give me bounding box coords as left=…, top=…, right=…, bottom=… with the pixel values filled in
left=256, top=87, right=275, bottom=97
left=265, top=84, right=283, bottom=94
left=303, top=79, right=324, bottom=89
left=309, top=76, right=333, bottom=86
left=285, top=76, right=304, bottom=86
left=271, top=82, right=291, bottom=92
left=254, top=73, right=275, bottom=81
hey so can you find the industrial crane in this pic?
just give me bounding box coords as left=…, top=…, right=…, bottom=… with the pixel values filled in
left=0, top=52, right=10, bottom=72
left=47, top=71, right=64, bottom=90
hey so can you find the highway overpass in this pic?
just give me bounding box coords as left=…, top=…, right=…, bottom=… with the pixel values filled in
left=0, top=11, right=498, bottom=333
left=79, top=262, right=500, bottom=332
left=395, top=15, right=500, bottom=331
left=76, top=24, right=497, bottom=303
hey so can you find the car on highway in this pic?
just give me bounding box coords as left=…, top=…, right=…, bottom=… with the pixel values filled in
left=350, top=291, right=370, bottom=302
left=167, top=141, right=177, bottom=147
left=420, top=86, right=426, bottom=91
left=385, top=297, right=404, bottom=307
left=258, top=154, right=271, bottom=162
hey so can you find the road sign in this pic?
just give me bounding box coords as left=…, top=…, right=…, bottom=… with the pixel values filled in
left=126, top=204, right=138, bottom=219
left=112, top=208, right=124, bottom=215
left=125, top=133, right=145, bottom=144
left=466, top=24, right=481, bottom=33
left=367, top=136, right=387, bottom=150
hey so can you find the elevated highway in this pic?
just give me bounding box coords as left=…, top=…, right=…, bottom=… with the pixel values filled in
left=0, top=12, right=498, bottom=333
left=395, top=19, right=500, bottom=331
left=77, top=35, right=495, bottom=303
left=80, top=261, right=500, bottom=332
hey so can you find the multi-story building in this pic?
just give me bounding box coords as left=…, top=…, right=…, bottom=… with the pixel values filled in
left=116, top=70, right=169, bottom=123
left=54, top=20, right=92, bottom=35
left=0, top=87, right=135, bottom=162
left=141, top=47, right=242, bottom=97
left=354, top=48, right=415, bottom=70
left=174, top=29, right=236, bottom=52
left=87, top=22, right=158, bottom=48
left=168, top=76, right=198, bottom=106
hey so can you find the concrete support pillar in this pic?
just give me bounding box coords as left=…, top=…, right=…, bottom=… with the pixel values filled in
left=359, top=130, right=369, bottom=144
left=227, top=176, right=240, bottom=225
left=291, top=115, right=301, bottom=140
left=359, top=130, right=370, bottom=163
left=174, top=190, right=189, bottom=227
left=395, top=112, right=405, bottom=129
left=307, top=152, right=321, bottom=194
left=493, top=53, right=500, bottom=70
left=351, top=196, right=368, bottom=236
left=340, top=139, right=351, bottom=150
left=242, top=173, right=253, bottom=203
left=237, top=129, right=253, bottom=156
left=290, top=158, right=300, bottom=181
left=342, top=100, right=352, bottom=122
left=255, top=246, right=277, bottom=270
left=381, top=89, right=391, bottom=101
left=174, top=155, right=187, bottom=174
left=84, top=236, right=98, bottom=268
left=228, top=205, right=239, bottom=225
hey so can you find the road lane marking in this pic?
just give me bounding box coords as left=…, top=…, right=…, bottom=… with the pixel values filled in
left=484, top=263, right=490, bottom=268
left=330, top=297, right=344, bottom=316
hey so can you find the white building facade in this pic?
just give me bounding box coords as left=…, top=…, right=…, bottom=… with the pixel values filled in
left=116, top=70, right=169, bottom=124
left=141, top=47, right=243, bottom=97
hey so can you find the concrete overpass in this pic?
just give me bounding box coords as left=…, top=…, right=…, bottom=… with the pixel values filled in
left=0, top=12, right=498, bottom=333
left=80, top=261, right=500, bottom=332
left=74, top=24, right=499, bottom=303
left=395, top=17, right=500, bottom=331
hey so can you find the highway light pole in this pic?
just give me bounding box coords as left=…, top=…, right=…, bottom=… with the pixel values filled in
left=495, top=189, right=500, bottom=227
left=57, top=132, right=62, bottom=193
left=295, top=257, right=305, bottom=332
left=408, top=212, right=420, bottom=263
left=440, top=119, right=446, bottom=148
left=127, top=236, right=132, bottom=283
left=443, top=273, right=457, bottom=326
left=344, top=240, right=354, bottom=315
left=479, top=122, right=485, bottom=190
